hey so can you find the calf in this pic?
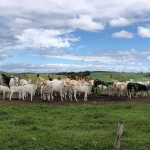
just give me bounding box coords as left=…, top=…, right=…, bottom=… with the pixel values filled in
left=41, top=84, right=53, bottom=101
left=21, top=84, right=37, bottom=101
left=108, top=84, right=115, bottom=97
left=9, top=86, right=22, bottom=100
left=119, top=84, right=127, bottom=97
left=20, top=79, right=32, bottom=86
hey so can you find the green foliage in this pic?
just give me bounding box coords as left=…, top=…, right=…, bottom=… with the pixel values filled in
left=0, top=104, right=150, bottom=149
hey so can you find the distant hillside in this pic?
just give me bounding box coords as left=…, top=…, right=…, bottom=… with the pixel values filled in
left=89, top=72, right=150, bottom=83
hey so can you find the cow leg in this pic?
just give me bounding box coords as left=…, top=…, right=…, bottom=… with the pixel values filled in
left=60, top=91, right=63, bottom=101
left=47, top=94, right=50, bottom=101
left=73, top=91, right=78, bottom=102
left=30, top=93, right=33, bottom=101
left=128, top=90, right=131, bottom=98
left=40, top=87, right=43, bottom=99
left=43, top=93, right=46, bottom=101
left=127, top=89, right=130, bottom=98
left=91, top=87, right=94, bottom=95
left=51, top=90, right=53, bottom=101
left=22, top=92, right=25, bottom=100
left=84, top=92, right=87, bottom=102
left=136, top=92, right=138, bottom=98
left=18, top=92, right=20, bottom=99
left=9, top=92, right=13, bottom=100
left=3, top=91, right=5, bottom=100
left=69, top=92, right=72, bottom=101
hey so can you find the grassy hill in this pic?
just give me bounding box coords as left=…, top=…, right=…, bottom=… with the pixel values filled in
left=89, top=72, right=150, bottom=83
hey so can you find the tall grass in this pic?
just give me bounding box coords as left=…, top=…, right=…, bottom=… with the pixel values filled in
left=0, top=103, right=150, bottom=149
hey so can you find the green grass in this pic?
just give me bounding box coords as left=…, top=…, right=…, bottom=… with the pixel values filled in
left=89, top=72, right=150, bottom=83
left=0, top=103, right=150, bottom=149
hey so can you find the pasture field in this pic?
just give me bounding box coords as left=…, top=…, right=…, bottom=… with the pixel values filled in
left=7, top=72, right=150, bottom=84
left=89, top=72, right=150, bottom=83
left=0, top=103, right=150, bottom=149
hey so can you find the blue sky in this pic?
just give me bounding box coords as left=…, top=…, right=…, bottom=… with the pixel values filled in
left=0, top=0, right=150, bottom=73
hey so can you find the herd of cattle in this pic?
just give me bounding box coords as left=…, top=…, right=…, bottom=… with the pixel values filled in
left=0, top=74, right=150, bottom=102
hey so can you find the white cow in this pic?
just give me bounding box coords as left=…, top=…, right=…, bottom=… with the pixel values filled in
left=37, top=77, right=67, bottom=101
left=43, top=79, right=65, bottom=101
left=9, top=76, right=19, bottom=86
left=118, top=84, right=127, bottom=97
left=9, top=84, right=37, bottom=101
left=20, top=79, right=32, bottom=98
left=71, top=81, right=93, bottom=102
left=62, top=84, right=74, bottom=101
left=9, top=86, right=22, bottom=100
left=62, top=78, right=94, bottom=102
left=0, top=85, right=10, bottom=100
left=36, top=77, right=44, bottom=95
left=41, top=84, right=53, bottom=101
left=21, top=84, right=37, bottom=101
left=108, top=84, right=115, bottom=97
left=20, top=79, right=32, bottom=86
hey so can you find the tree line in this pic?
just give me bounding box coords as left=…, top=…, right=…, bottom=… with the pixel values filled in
left=56, top=71, right=91, bottom=79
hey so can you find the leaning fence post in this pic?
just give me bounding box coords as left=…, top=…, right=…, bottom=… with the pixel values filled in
left=114, top=121, right=124, bottom=150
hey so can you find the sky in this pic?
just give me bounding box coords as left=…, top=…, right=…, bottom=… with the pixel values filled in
left=0, top=0, right=150, bottom=73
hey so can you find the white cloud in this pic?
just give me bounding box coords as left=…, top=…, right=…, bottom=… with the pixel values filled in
left=14, top=18, right=32, bottom=24
left=0, top=48, right=14, bottom=60
left=34, top=48, right=150, bottom=66
left=112, top=30, right=134, bottom=38
left=0, top=0, right=150, bottom=27
left=68, top=14, right=105, bottom=32
left=15, top=28, right=80, bottom=49
left=0, top=49, right=150, bottom=73
left=131, top=49, right=136, bottom=52
left=147, top=56, right=150, bottom=60
left=137, top=26, right=150, bottom=38
left=109, top=17, right=131, bottom=27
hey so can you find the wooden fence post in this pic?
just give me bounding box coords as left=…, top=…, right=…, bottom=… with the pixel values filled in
left=114, top=121, right=124, bottom=150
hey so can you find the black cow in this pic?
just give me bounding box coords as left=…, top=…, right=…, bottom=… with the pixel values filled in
left=1, top=74, right=11, bottom=87
left=127, top=82, right=149, bottom=98
left=91, top=79, right=104, bottom=95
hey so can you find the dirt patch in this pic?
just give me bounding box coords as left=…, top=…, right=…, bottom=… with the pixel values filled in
left=0, top=93, right=150, bottom=106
